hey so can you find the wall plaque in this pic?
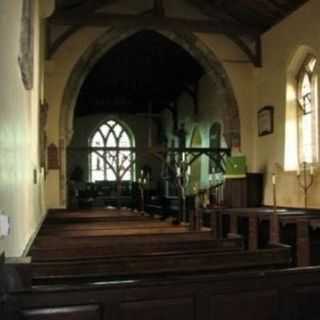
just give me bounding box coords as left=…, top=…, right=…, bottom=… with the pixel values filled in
left=258, top=106, right=274, bottom=136
left=47, top=143, right=59, bottom=170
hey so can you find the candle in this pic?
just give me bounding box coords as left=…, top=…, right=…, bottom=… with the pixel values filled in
left=177, top=167, right=181, bottom=176
left=272, top=174, right=276, bottom=185
left=140, top=169, right=144, bottom=176
left=138, top=178, right=141, bottom=183
left=187, top=166, right=191, bottom=176
left=182, top=152, right=186, bottom=162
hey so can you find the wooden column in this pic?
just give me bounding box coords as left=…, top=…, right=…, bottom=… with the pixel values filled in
left=210, top=210, right=218, bottom=240
left=248, top=215, right=258, bottom=251
left=189, top=195, right=201, bottom=231
left=296, top=219, right=310, bottom=267
left=270, top=213, right=280, bottom=243
left=229, top=214, right=238, bottom=236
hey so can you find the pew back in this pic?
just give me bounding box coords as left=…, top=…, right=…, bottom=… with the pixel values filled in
left=7, top=266, right=320, bottom=320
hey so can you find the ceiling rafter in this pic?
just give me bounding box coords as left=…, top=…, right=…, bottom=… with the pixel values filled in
left=186, top=0, right=262, bottom=66
left=49, top=12, right=260, bottom=38
left=153, top=0, right=165, bottom=17
left=52, top=0, right=116, bottom=19
left=266, top=0, right=289, bottom=16
left=48, top=0, right=118, bottom=59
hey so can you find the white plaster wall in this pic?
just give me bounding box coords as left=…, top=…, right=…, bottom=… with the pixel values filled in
left=45, top=27, right=107, bottom=208
left=162, top=73, right=231, bottom=189
left=196, top=34, right=256, bottom=171
left=0, top=0, right=45, bottom=256
left=255, top=0, right=320, bottom=208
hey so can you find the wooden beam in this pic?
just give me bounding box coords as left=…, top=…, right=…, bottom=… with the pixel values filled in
left=186, top=0, right=264, bottom=36
left=226, top=35, right=262, bottom=67
left=153, top=0, right=165, bottom=17
left=49, top=12, right=260, bottom=37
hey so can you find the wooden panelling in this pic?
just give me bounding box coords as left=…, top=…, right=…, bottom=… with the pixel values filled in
left=6, top=267, right=320, bottom=320
left=21, top=305, right=101, bottom=320
left=294, top=286, right=320, bottom=320
left=210, top=290, right=278, bottom=320
left=120, top=298, right=194, bottom=320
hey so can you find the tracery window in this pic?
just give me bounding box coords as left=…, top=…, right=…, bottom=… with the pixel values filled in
left=297, top=56, right=318, bottom=164
left=89, top=120, right=135, bottom=182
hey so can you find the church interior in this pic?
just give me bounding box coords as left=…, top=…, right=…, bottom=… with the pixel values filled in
left=2, top=0, right=320, bottom=319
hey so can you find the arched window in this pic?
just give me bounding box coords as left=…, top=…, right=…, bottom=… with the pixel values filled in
left=297, top=56, right=318, bottom=164
left=89, top=120, right=135, bottom=182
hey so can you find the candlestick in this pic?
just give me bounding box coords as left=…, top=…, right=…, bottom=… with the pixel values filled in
left=310, top=165, right=314, bottom=176
left=272, top=174, right=276, bottom=185
left=297, top=162, right=314, bottom=209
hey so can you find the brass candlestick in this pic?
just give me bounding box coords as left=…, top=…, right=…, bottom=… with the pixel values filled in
left=175, top=153, right=191, bottom=223
left=297, top=162, right=314, bottom=209
left=270, top=173, right=279, bottom=243
left=137, top=170, right=148, bottom=213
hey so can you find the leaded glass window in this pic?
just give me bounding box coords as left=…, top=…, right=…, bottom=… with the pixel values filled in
left=297, top=56, right=318, bottom=164
left=89, top=120, right=135, bottom=182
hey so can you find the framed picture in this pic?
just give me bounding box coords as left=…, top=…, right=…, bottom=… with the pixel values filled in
left=258, top=106, right=274, bottom=136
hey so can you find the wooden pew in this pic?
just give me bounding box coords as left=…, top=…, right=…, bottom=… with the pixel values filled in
left=44, top=209, right=149, bottom=224
left=30, top=237, right=244, bottom=261
left=31, top=244, right=290, bottom=284
left=204, top=207, right=320, bottom=267
left=32, top=231, right=216, bottom=249
left=38, top=219, right=193, bottom=237
left=7, top=259, right=320, bottom=320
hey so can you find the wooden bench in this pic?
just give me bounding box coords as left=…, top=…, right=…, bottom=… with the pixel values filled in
left=205, top=207, right=320, bottom=267
left=6, top=254, right=320, bottom=320
left=31, top=244, right=290, bottom=284
left=32, top=231, right=217, bottom=249
left=30, top=237, right=244, bottom=261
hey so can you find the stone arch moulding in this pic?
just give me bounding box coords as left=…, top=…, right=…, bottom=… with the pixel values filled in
left=59, top=27, right=241, bottom=205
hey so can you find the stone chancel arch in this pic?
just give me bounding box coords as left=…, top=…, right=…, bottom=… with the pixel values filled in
left=55, top=28, right=241, bottom=206
left=60, top=28, right=240, bottom=148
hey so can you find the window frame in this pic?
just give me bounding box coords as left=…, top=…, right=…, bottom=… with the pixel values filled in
left=89, top=119, right=135, bottom=182
left=296, top=55, right=318, bottom=165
